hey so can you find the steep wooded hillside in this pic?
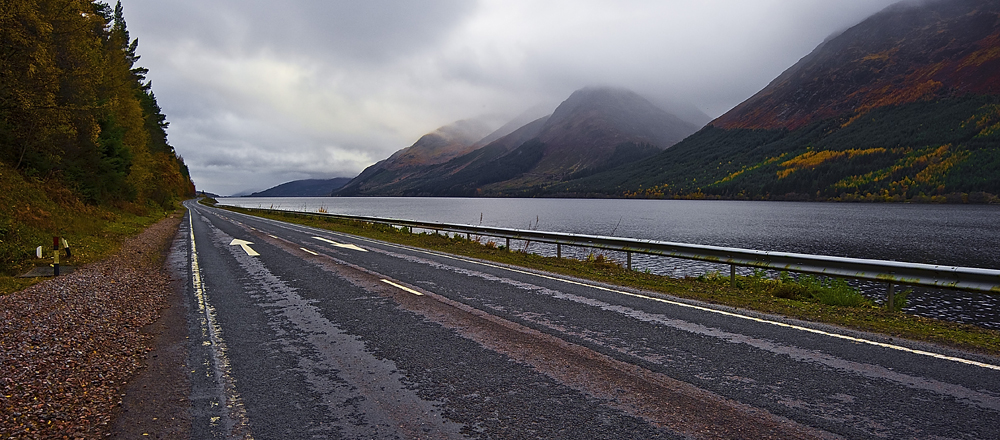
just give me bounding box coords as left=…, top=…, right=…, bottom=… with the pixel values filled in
left=0, top=0, right=195, bottom=274
left=1, top=0, right=194, bottom=205
left=554, top=0, right=1000, bottom=202
left=713, top=0, right=1000, bottom=130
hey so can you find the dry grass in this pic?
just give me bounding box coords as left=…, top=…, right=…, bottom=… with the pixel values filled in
left=0, top=162, right=176, bottom=295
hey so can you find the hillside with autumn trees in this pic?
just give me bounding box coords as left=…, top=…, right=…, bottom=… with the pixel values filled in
left=549, top=0, right=1000, bottom=202
left=0, top=0, right=194, bottom=276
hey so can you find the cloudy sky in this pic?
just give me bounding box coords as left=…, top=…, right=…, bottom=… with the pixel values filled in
left=120, top=0, right=900, bottom=195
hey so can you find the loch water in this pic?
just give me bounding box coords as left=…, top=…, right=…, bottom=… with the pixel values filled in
left=218, top=197, right=1000, bottom=329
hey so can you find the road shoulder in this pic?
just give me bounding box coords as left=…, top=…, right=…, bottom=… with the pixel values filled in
left=110, top=217, right=191, bottom=439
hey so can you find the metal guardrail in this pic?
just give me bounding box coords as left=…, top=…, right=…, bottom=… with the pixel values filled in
left=249, top=208, right=1000, bottom=303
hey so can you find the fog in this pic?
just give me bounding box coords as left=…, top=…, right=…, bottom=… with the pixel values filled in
left=120, top=0, right=900, bottom=195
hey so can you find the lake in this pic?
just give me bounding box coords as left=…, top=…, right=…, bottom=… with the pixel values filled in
left=217, top=197, right=1000, bottom=328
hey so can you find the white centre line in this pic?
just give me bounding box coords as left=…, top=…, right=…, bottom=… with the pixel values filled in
left=300, top=247, right=319, bottom=256
left=381, top=279, right=424, bottom=296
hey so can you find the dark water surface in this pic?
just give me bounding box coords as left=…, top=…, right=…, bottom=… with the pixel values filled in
left=219, top=197, right=1000, bottom=328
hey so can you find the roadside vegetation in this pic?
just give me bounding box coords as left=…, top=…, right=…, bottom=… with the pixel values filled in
left=212, top=202, right=1000, bottom=357
left=0, top=162, right=180, bottom=295
left=0, top=1, right=194, bottom=295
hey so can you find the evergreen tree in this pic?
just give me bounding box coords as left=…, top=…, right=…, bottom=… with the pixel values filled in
left=0, top=0, right=193, bottom=207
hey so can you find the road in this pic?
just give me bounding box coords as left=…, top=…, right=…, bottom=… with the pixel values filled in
left=176, top=200, right=1000, bottom=439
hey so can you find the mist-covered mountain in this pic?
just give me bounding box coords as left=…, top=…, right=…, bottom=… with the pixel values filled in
left=338, top=87, right=700, bottom=196
left=248, top=178, right=352, bottom=197
left=526, top=87, right=698, bottom=180
left=336, top=119, right=496, bottom=196
left=553, top=0, right=1000, bottom=202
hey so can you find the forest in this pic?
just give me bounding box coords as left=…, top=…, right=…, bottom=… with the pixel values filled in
left=1, top=0, right=194, bottom=275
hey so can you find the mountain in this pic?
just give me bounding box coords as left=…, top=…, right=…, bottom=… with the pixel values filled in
left=380, top=119, right=495, bottom=170
left=473, top=104, right=554, bottom=148
left=337, top=87, right=700, bottom=196
left=526, top=87, right=698, bottom=180
left=336, top=118, right=496, bottom=195
left=553, top=0, right=1000, bottom=202
left=247, top=178, right=353, bottom=197
left=714, top=0, right=1000, bottom=131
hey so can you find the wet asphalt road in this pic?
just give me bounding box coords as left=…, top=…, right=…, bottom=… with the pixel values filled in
left=176, top=201, right=1000, bottom=439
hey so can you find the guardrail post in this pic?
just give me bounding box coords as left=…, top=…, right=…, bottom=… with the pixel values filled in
left=627, top=251, right=632, bottom=270
left=730, top=265, right=736, bottom=287
left=887, top=283, right=895, bottom=310
left=506, top=238, right=510, bottom=250
left=557, top=243, right=561, bottom=258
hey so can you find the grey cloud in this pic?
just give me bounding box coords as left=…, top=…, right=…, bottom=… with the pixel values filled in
left=120, top=0, right=904, bottom=195
left=128, top=0, right=478, bottom=64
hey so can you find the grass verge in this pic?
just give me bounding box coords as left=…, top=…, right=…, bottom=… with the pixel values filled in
left=0, top=209, right=177, bottom=296
left=0, top=163, right=181, bottom=295
left=216, top=203, right=1000, bottom=357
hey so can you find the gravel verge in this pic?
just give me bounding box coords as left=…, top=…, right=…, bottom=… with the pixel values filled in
left=1, top=214, right=184, bottom=439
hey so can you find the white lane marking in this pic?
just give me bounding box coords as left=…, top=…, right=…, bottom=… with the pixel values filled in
left=301, top=247, right=319, bottom=256
left=314, top=236, right=368, bottom=252
left=221, top=209, right=1000, bottom=370
left=230, top=239, right=260, bottom=256
left=269, top=234, right=279, bottom=239
left=381, top=279, right=424, bottom=296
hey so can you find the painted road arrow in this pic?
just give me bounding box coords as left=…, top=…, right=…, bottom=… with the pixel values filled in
left=230, top=238, right=260, bottom=256
left=314, top=236, right=367, bottom=252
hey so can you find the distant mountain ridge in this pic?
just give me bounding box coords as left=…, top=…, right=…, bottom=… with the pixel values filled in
left=249, top=178, right=352, bottom=197
left=550, top=0, right=1000, bottom=202
left=337, top=86, right=700, bottom=196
